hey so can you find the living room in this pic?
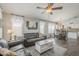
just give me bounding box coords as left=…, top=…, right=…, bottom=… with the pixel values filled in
left=0, top=3, right=79, bottom=56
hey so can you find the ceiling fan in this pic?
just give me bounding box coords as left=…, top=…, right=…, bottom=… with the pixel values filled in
left=37, top=3, right=63, bottom=15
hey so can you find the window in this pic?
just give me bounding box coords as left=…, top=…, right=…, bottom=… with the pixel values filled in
left=48, top=23, right=55, bottom=34
left=39, top=21, right=45, bottom=34
left=11, top=15, right=23, bottom=37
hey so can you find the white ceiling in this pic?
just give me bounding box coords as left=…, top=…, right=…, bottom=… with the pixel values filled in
left=0, top=3, right=79, bottom=24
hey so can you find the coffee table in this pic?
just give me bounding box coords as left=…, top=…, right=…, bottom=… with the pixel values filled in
left=35, top=39, right=53, bottom=54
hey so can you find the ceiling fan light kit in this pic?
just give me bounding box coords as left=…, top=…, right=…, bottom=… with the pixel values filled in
left=37, top=3, right=63, bottom=15
left=46, top=9, right=52, bottom=13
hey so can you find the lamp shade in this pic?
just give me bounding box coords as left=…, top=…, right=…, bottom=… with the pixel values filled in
left=7, top=29, right=12, bottom=34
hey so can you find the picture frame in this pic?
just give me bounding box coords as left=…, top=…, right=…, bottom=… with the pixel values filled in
left=26, top=21, right=38, bottom=29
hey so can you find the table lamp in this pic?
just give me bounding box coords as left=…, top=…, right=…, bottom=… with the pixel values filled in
left=7, top=29, right=12, bottom=41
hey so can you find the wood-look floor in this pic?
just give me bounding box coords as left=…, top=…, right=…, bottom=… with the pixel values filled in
left=25, top=38, right=79, bottom=56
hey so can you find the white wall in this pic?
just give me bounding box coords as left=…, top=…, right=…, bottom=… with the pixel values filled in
left=64, top=17, right=79, bottom=28
left=23, top=17, right=40, bottom=33
left=23, top=17, right=56, bottom=35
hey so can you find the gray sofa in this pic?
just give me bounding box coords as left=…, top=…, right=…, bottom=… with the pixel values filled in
left=24, top=33, right=46, bottom=47
left=0, top=39, right=31, bottom=56
left=0, top=39, right=8, bottom=49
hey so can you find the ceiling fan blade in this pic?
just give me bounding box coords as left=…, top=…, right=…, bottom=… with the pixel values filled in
left=52, top=6, right=63, bottom=10
left=37, top=7, right=46, bottom=9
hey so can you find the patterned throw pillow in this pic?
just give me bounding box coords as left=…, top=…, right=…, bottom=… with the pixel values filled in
left=0, top=48, right=16, bottom=56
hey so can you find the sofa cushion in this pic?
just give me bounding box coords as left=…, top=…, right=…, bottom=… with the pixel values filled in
left=24, top=33, right=39, bottom=39
left=27, top=37, right=45, bottom=42
left=10, top=44, right=24, bottom=52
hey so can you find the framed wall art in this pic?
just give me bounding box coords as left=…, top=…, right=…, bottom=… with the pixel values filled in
left=26, top=21, right=38, bottom=29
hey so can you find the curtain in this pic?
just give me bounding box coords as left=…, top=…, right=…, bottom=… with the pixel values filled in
left=39, top=21, right=45, bottom=34
left=48, top=23, right=55, bottom=34
left=11, top=15, right=24, bottom=37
